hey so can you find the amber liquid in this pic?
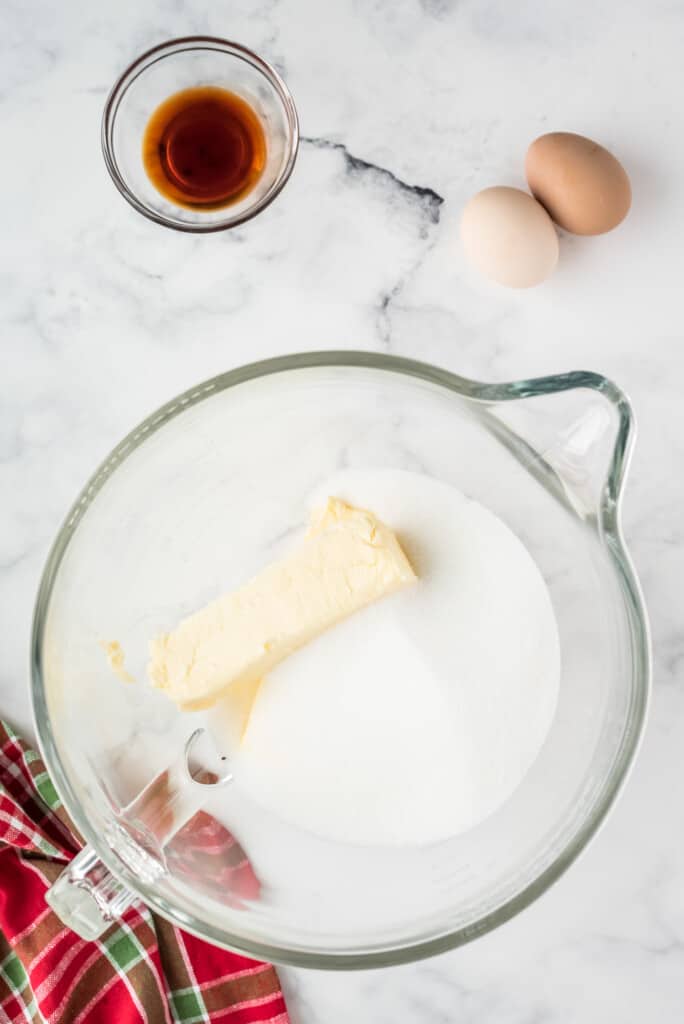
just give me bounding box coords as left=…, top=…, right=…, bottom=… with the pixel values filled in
left=142, top=86, right=267, bottom=211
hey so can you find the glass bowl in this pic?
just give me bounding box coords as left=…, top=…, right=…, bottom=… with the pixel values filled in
left=32, top=353, right=650, bottom=967
left=101, top=37, right=299, bottom=232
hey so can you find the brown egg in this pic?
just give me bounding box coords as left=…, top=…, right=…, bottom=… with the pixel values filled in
left=525, top=132, right=631, bottom=235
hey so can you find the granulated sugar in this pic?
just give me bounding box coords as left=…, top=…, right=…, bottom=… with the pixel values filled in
left=228, top=469, right=560, bottom=846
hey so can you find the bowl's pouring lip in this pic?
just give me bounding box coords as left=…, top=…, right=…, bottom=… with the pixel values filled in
left=29, top=350, right=651, bottom=970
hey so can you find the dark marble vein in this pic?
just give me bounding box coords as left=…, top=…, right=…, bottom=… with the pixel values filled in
left=300, top=135, right=444, bottom=223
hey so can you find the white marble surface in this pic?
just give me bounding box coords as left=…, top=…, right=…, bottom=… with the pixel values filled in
left=2, top=0, right=683, bottom=1019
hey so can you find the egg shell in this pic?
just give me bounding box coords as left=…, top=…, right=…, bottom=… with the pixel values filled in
left=460, top=186, right=559, bottom=289
left=525, top=132, right=631, bottom=236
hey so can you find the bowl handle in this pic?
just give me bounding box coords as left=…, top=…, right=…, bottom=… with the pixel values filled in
left=45, top=729, right=232, bottom=939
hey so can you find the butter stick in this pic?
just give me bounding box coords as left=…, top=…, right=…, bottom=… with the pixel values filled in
left=149, top=498, right=416, bottom=710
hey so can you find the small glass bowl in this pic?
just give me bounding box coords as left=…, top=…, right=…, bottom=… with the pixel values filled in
left=33, top=353, right=650, bottom=966
left=101, top=37, right=299, bottom=232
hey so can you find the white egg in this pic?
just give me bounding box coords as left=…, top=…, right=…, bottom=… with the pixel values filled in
left=461, top=186, right=559, bottom=288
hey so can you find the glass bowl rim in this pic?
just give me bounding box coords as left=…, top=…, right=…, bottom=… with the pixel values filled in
left=31, top=351, right=651, bottom=968
left=101, top=35, right=300, bottom=233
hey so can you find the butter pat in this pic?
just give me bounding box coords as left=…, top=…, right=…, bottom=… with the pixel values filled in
left=101, top=640, right=135, bottom=684
left=149, top=498, right=416, bottom=710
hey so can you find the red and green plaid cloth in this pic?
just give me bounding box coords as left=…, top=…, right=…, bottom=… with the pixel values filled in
left=0, top=721, right=289, bottom=1024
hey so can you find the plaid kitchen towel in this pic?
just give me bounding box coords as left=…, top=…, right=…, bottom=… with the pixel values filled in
left=0, top=721, right=289, bottom=1024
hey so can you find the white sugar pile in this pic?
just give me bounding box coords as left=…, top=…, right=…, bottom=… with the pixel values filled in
left=227, top=469, right=560, bottom=846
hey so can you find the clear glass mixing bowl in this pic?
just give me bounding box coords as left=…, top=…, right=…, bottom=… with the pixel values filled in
left=31, top=353, right=650, bottom=968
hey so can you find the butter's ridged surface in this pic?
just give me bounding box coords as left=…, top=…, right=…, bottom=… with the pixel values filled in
left=148, top=498, right=416, bottom=710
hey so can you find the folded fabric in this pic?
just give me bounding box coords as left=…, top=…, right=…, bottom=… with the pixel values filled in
left=0, top=721, right=289, bottom=1024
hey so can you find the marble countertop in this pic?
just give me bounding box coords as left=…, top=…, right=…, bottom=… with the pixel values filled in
left=2, top=0, right=682, bottom=1019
